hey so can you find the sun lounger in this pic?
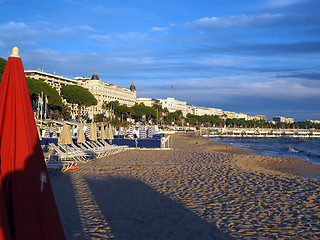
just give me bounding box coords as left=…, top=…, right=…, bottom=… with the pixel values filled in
left=45, top=154, right=77, bottom=174
left=49, top=143, right=90, bottom=162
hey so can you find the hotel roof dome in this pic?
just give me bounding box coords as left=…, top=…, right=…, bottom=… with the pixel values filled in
left=91, top=69, right=99, bottom=80
left=130, top=81, right=136, bottom=91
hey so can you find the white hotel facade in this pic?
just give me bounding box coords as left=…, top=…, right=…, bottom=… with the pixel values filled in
left=136, top=97, right=267, bottom=121
left=136, top=97, right=225, bottom=118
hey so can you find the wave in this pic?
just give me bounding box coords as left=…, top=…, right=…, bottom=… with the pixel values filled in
left=288, top=147, right=300, bottom=153
left=287, top=146, right=320, bottom=159
left=209, top=137, right=320, bottom=164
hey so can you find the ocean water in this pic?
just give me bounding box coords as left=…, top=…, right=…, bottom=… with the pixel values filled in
left=208, top=137, right=320, bottom=165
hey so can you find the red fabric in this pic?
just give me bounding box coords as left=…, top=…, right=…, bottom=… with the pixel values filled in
left=0, top=56, right=66, bottom=239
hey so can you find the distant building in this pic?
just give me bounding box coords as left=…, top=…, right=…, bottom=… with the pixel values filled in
left=273, top=116, right=294, bottom=124
left=157, top=97, right=191, bottom=117
left=306, top=120, right=320, bottom=124
left=136, top=98, right=157, bottom=107
left=25, top=69, right=79, bottom=94
left=248, top=115, right=268, bottom=121
left=25, top=69, right=90, bottom=117
left=191, top=106, right=223, bottom=116
left=78, top=70, right=136, bottom=118
left=235, top=113, right=250, bottom=120
left=253, top=115, right=267, bottom=121
left=223, top=111, right=237, bottom=119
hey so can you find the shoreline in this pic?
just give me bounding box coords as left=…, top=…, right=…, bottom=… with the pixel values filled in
left=197, top=134, right=320, bottom=178
left=51, top=132, right=320, bottom=239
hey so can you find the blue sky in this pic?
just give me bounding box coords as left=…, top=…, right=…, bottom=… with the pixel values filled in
left=0, top=0, right=319, bottom=121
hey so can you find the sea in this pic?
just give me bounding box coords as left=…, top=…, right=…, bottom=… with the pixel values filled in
left=208, top=137, right=320, bottom=165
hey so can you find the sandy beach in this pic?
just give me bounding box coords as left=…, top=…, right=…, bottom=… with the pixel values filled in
left=50, top=132, right=320, bottom=239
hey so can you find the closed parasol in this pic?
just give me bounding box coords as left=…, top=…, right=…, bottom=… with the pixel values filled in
left=107, top=124, right=114, bottom=143
left=100, top=123, right=106, bottom=140
left=59, top=121, right=72, bottom=145
left=89, top=121, right=98, bottom=141
left=77, top=122, right=86, bottom=143
left=0, top=47, right=66, bottom=239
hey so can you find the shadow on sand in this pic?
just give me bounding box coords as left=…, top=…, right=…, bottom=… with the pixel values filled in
left=51, top=173, right=233, bottom=240
left=50, top=172, right=85, bottom=239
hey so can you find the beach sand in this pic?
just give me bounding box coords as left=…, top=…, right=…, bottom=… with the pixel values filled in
left=50, top=132, right=320, bottom=239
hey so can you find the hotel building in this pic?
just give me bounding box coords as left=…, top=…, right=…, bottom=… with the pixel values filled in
left=157, top=97, right=191, bottom=117
left=25, top=69, right=137, bottom=119
left=273, top=116, right=294, bottom=124
left=191, top=106, right=224, bottom=116
left=78, top=70, right=136, bottom=117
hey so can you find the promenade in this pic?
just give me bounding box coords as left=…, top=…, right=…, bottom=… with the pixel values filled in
left=201, top=128, right=320, bottom=138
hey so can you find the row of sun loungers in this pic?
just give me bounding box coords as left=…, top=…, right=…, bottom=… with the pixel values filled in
left=46, top=140, right=128, bottom=171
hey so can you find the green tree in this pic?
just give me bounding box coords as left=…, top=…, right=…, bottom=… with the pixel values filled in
left=94, top=113, right=107, bottom=122
left=61, top=85, right=97, bottom=122
left=131, top=103, right=157, bottom=123
left=61, top=105, right=71, bottom=119
left=131, top=103, right=146, bottom=121
left=144, top=105, right=157, bottom=122
left=26, top=77, right=64, bottom=112
left=166, top=112, right=179, bottom=125
left=0, top=57, right=7, bottom=81
left=103, top=100, right=120, bottom=110
left=102, top=101, right=120, bottom=121
left=114, top=105, right=133, bottom=121
left=152, top=103, right=163, bottom=124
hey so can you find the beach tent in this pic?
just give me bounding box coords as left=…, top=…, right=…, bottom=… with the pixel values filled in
left=59, top=121, right=73, bottom=145
left=51, top=124, right=58, bottom=138
left=128, top=126, right=134, bottom=139
left=43, top=125, right=51, bottom=138
left=0, top=47, right=65, bottom=239
left=112, top=126, right=117, bottom=136
left=139, top=125, right=147, bottom=139
left=85, top=122, right=91, bottom=138
left=77, top=122, right=86, bottom=143
left=89, top=122, right=98, bottom=141
left=118, top=127, right=126, bottom=137
left=147, top=126, right=156, bottom=138
left=100, top=123, right=107, bottom=140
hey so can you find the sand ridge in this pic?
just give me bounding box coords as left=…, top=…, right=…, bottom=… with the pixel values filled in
left=51, top=132, right=320, bottom=239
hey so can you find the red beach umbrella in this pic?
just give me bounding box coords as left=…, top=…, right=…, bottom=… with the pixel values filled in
left=0, top=47, right=66, bottom=239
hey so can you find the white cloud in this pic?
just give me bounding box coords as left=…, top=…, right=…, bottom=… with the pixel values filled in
left=150, top=27, right=169, bottom=32
left=0, top=21, right=28, bottom=30
left=76, top=25, right=95, bottom=32
left=87, top=34, right=111, bottom=41
left=43, top=27, right=73, bottom=35
left=86, top=31, right=148, bottom=42
left=117, top=31, right=148, bottom=40
left=197, top=56, right=250, bottom=67
left=144, top=73, right=320, bottom=102
left=189, top=13, right=284, bottom=29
